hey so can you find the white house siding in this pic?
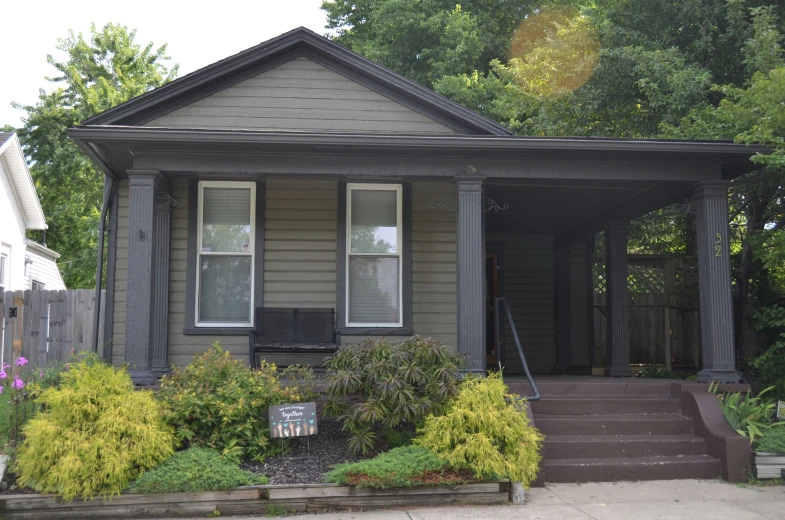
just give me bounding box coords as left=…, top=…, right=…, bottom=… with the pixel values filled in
left=25, top=245, right=66, bottom=291
left=0, top=158, right=29, bottom=292
left=143, top=57, right=457, bottom=135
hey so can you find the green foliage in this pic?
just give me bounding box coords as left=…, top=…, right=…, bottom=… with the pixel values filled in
left=416, top=373, right=543, bottom=488
left=14, top=356, right=175, bottom=501
left=748, top=308, right=785, bottom=401
left=324, top=445, right=467, bottom=488
left=131, top=447, right=267, bottom=493
left=322, top=0, right=532, bottom=88
left=635, top=366, right=681, bottom=379
left=281, top=364, right=319, bottom=402
left=382, top=428, right=414, bottom=449
left=756, top=427, right=785, bottom=453
left=12, top=23, right=177, bottom=287
left=709, top=383, right=784, bottom=444
left=324, top=337, right=465, bottom=454
left=159, top=343, right=299, bottom=462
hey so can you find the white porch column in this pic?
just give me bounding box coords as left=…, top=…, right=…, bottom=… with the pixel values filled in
left=454, top=175, right=485, bottom=373
left=605, top=221, right=633, bottom=377
left=695, top=181, right=740, bottom=383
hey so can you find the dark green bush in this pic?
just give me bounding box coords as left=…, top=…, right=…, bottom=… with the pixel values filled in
left=324, top=336, right=465, bottom=454
left=281, top=364, right=319, bottom=402
left=132, top=448, right=268, bottom=493
left=382, top=429, right=414, bottom=449
left=324, top=445, right=469, bottom=488
left=749, top=342, right=785, bottom=402
left=756, top=427, right=785, bottom=454
left=158, top=343, right=300, bottom=462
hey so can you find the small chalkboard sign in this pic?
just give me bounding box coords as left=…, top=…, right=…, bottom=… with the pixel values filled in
left=778, top=400, right=784, bottom=420
left=269, top=402, right=317, bottom=438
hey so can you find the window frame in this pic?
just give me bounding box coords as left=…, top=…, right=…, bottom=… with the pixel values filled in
left=31, top=279, right=45, bottom=291
left=345, top=183, right=404, bottom=328
left=194, top=180, right=256, bottom=328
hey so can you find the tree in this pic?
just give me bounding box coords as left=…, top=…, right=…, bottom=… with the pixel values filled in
left=12, top=23, right=178, bottom=287
left=322, top=0, right=536, bottom=88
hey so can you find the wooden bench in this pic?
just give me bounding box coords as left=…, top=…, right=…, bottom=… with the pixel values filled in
left=249, top=307, right=340, bottom=369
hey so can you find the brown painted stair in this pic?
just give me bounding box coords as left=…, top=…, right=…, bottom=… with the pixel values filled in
left=509, top=381, right=722, bottom=484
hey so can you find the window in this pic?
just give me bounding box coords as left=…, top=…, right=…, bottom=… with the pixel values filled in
left=32, top=280, right=45, bottom=291
left=196, top=181, right=256, bottom=327
left=346, top=184, right=403, bottom=327
left=0, top=250, right=7, bottom=292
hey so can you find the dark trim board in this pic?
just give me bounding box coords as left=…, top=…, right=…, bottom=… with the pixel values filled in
left=336, top=181, right=413, bottom=336
left=183, top=179, right=265, bottom=335
left=102, top=178, right=119, bottom=361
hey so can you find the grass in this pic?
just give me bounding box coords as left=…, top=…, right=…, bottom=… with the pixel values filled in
left=0, top=397, right=11, bottom=448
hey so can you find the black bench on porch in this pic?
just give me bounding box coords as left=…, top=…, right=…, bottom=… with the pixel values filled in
left=249, top=307, right=340, bottom=369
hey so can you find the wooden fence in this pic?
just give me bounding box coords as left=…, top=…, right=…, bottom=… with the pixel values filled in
left=593, top=255, right=701, bottom=370
left=0, top=289, right=105, bottom=370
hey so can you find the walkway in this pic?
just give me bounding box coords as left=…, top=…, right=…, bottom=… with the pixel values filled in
left=171, top=480, right=784, bottom=520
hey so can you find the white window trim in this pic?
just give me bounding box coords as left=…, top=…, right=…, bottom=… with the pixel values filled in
left=0, top=244, right=10, bottom=292
left=195, top=180, right=256, bottom=327
left=345, top=183, right=403, bottom=328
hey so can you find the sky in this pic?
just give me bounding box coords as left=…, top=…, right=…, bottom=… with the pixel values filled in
left=0, top=0, right=328, bottom=128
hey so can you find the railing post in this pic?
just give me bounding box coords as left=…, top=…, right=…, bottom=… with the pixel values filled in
left=605, top=221, right=633, bottom=377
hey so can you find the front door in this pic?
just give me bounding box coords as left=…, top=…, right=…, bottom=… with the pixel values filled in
left=486, top=253, right=499, bottom=368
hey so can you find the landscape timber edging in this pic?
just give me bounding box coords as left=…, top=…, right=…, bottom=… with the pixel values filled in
left=0, top=481, right=511, bottom=519
left=753, top=452, right=785, bottom=480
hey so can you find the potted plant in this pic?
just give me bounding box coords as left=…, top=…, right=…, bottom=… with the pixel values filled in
left=754, top=427, right=785, bottom=479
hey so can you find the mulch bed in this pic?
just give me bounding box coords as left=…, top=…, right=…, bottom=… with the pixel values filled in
left=242, top=414, right=367, bottom=485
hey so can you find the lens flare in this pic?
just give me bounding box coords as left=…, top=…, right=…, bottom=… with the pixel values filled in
left=508, top=5, right=600, bottom=98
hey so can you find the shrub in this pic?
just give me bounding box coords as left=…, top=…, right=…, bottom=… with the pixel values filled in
left=281, top=364, right=318, bottom=402
left=159, top=342, right=298, bottom=462
left=14, top=356, right=175, bottom=501
left=749, top=341, right=785, bottom=403
left=324, top=445, right=470, bottom=488
left=416, top=372, right=543, bottom=488
left=324, top=336, right=465, bottom=454
left=709, top=382, right=780, bottom=444
left=756, top=427, right=785, bottom=454
left=132, top=447, right=268, bottom=493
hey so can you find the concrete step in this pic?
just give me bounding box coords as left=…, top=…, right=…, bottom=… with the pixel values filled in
left=509, top=381, right=675, bottom=397
left=538, top=455, right=721, bottom=483
left=534, top=413, right=693, bottom=436
left=542, top=435, right=707, bottom=459
left=530, top=397, right=681, bottom=415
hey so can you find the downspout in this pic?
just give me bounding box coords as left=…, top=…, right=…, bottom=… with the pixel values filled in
left=93, top=177, right=114, bottom=353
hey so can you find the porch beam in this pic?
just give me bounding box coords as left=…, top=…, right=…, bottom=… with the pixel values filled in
left=454, top=174, right=486, bottom=374
left=554, top=245, right=572, bottom=374
left=605, top=221, right=633, bottom=377
left=694, top=181, right=740, bottom=383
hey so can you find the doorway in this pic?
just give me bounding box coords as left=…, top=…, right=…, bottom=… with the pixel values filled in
left=486, top=253, right=500, bottom=368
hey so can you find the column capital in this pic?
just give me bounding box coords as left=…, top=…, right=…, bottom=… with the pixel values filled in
left=452, top=175, right=485, bottom=190
left=127, top=169, right=162, bottom=186
left=693, top=180, right=730, bottom=200
left=606, top=220, right=630, bottom=233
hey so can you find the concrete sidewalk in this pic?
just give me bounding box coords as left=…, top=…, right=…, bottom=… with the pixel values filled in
left=169, top=480, right=785, bottom=520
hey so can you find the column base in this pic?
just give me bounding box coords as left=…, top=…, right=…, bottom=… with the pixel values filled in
left=605, top=365, right=634, bottom=377
left=128, top=370, right=156, bottom=386
left=696, top=368, right=742, bottom=384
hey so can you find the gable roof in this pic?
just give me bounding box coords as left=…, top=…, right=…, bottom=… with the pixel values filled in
left=0, top=132, right=46, bottom=230
left=82, top=27, right=512, bottom=136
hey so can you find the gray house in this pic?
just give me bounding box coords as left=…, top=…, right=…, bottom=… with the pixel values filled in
left=70, top=28, right=763, bottom=385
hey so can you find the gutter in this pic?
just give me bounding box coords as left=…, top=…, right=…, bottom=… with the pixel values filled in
left=67, top=126, right=772, bottom=157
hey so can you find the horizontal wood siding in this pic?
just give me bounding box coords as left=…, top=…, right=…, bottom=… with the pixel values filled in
left=111, top=180, right=129, bottom=366
left=144, top=57, right=456, bottom=134
left=411, top=182, right=457, bottom=346
left=264, top=180, right=338, bottom=309
left=167, top=178, right=247, bottom=367
left=570, top=241, right=590, bottom=366
left=494, top=234, right=556, bottom=374
left=25, top=251, right=65, bottom=290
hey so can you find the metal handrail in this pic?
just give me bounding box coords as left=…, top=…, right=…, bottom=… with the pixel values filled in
left=495, top=296, right=540, bottom=401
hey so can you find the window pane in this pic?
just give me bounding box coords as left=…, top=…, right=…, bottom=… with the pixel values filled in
left=351, top=189, right=398, bottom=254
left=202, top=188, right=252, bottom=253
left=349, top=256, right=400, bottom=324
left=199, top=256, right=252, bottom=323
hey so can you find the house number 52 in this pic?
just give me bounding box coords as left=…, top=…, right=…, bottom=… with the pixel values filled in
left=715, top=232, right=722, bottom=257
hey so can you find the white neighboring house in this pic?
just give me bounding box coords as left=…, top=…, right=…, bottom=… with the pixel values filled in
left=0, top=132, right=66, bottom=293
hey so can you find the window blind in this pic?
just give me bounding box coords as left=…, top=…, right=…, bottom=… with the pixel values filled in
left=351, top=190, right=397, bottom=227
left=348, top=256, right=400, bottom=324
left=203, top=188, right=251, bottom=225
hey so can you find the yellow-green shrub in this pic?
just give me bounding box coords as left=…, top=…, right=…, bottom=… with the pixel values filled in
left=15, top=356, right=175, bottom=501
left=415, top=373, right=543, bottom=488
